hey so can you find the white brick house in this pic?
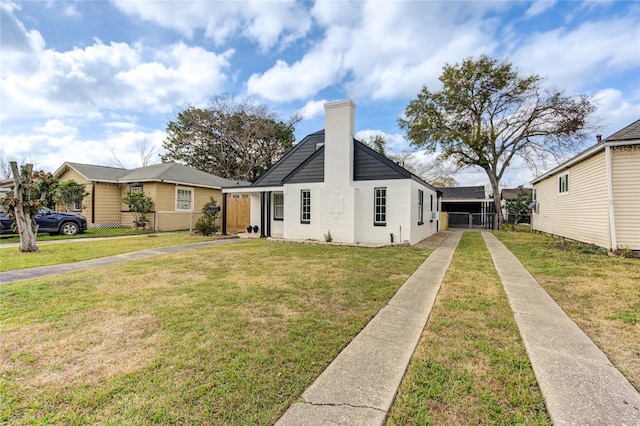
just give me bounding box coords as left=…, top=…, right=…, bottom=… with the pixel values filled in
left=222, top=100, right=441, bottom=245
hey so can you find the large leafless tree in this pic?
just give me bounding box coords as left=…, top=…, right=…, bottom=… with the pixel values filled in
left=399, top=55, right=596, bottom=227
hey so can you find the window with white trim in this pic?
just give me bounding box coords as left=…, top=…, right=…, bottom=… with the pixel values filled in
left=558, top=173, right=569, bottom=194
left=274, top=193, right=284, bottom=220
left=176, top=187, right=193, bottom=211
left=374, top=187, right=386, bottom=226
left=300, top=190, right=310, bottom=223
left=129, top=184, right=143, bottom=193
left=418, top=190, right=424, bottom=225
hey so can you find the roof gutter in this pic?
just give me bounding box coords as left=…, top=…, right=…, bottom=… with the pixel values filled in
left=531, top=140, right=639, bottom=185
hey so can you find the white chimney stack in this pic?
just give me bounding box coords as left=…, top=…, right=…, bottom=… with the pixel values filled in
left=324, top=100, right=356, bottom=186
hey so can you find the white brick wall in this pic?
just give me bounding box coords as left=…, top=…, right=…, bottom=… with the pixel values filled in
left=244, top=99, right=438, bottom=246
left=283, top=183, right=325, bottom=240
left=324, top=100, right=355, bottom=188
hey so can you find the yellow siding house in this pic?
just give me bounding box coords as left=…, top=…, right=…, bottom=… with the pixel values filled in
left=55, top=162, right=249, bottom=231
left=531, top=119, right=640, bottom=252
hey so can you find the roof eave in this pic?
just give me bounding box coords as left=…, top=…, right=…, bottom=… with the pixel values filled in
left=531, top=140, right=639, bottom=185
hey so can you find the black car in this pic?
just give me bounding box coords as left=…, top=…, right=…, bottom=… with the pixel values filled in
left=0, top=207, right=88, bottom=235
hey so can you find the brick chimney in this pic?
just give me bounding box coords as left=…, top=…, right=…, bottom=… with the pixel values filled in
left=324, top=100, right=356, bottom=186
left=596, top=135, right=602, bottom=143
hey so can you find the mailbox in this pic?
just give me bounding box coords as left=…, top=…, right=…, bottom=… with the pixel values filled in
left=208, top=206, right=221, bottom=213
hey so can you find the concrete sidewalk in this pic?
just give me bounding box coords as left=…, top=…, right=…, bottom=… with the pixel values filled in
left=275, top=231, right=463, bottom=425
left=0, top=239, right=243, bottom=284
left=483, top=232, right=640, bottom=426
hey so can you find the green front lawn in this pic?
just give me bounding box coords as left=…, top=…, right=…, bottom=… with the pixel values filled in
left=0, top=240, right=431, bottom=424
left=494, top=231, right=640, bottom=391
left=388, top=232, right=550, bottom=425
left=0, top=234, right=215, bottom=272
left=0, top=227, right=157, bottom=244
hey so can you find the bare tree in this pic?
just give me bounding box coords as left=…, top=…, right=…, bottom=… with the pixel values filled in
left=137, top=138, right=157, bottom=167
left=0, top=153, right=30, bottom=180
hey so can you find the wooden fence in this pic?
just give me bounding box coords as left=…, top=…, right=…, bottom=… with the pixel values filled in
left=225, top=197, right=250, bottom=232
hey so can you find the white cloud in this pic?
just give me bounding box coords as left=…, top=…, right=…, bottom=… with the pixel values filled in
left=509, top=16, right=640, bottom=93
left=591, top=89, right=640, bottom=137
left=112, top=0, right=312, bottom=51
left=35, top=120, right=79, bottom=136
left=248, top=1, right=503, bottom=102
left=296, top=99, right=329, bottom=119
left=1, top=32, right=233, bottom=120
left=525, top=0, right=557, bottom=18
left=0, top=128, right=166, bottom=173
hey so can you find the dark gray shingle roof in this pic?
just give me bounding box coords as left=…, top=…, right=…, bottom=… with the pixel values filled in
left=605, top=118, right=640, bottom=142
left=251, top=129, right=437, bottom=192
left=437, top=186, right=487, bottom=199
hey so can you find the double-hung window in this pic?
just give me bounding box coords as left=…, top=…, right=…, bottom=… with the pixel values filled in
left=176, top=187, right=193, bottom=211
left=274, top=193, right=284, bottom=220
left=300, top=190, right=310, bottom=223
left=558, top=173, right=569, bottom=194
left=418, top=190, right=424, bottom=225
left=374, top=187, right=386, bottom=226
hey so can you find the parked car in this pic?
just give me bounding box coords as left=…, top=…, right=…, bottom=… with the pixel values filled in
left=0, top=207, right=87, bottom=235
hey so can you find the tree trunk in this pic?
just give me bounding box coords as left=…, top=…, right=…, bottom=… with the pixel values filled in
left=10, top=162, right=40, bottom=253
left=488, top=176, right=504, bottom=230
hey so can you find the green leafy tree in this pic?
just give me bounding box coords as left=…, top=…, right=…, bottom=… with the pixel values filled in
left=122, top=191, right=154, bottom=229
left=0, top=162, right=57, bottom=252
left=505, top=186, right=532, bottom=224
left=399, top=55, right=595, bottom=228
left=54, top=180, right=89, bottom=212
left=162, top=95, right=300, bottom=182
left=195, top=197, right=219, bottom=236
left=363, top=134, right=387, bottom=155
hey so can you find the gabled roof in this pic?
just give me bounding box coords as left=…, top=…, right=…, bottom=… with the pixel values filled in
left=531, top=118, right=640, bottom=184
left=56, top=162, right=249, bottom=189
left=606, top=118, right=640, bottom=142
left=437, top=186, right=488, bottom=200
left=55, top=162, right=129, bottom=182
left=249, top=129, right=438, bottom=192
left=252, top=130, right=324, bottom=187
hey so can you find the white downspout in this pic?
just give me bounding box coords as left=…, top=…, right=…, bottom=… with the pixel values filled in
left=605, top=145, right=617, bottom=251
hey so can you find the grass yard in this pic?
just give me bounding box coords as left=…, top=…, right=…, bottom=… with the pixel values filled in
left=0, top=227, right=157, bottom=244
left=494, top=231, right=640, bottom=391
left=387, top=232, right=551, bottom=425
left=0, top=240, right=430, bottom=424
left=0, top=234, right=216, bottom=272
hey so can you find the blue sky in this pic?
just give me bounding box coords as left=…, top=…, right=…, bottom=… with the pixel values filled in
left=2, top=0, right=639, bottom=187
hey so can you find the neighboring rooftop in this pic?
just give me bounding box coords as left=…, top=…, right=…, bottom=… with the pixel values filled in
left=55, top=162, right=250, bottom=189
left=605, top=118, right=640, bottom=142
left=501, top=187, right=533, bottom=201
left=437, top=185, right=488, bottom=200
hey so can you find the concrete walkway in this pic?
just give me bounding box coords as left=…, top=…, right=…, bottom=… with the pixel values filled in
left=0, top=239, right=243, bottom=284
left=483, top=232, right=640, bottom=426
left=275, top=231, right=463, bottom=425
left=2, top=231, right=639, bottom=424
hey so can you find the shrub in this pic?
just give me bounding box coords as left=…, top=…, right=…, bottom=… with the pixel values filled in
left=195, top=198, right=219, bottom=236
left=122, top=191, right=154, bottom=229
